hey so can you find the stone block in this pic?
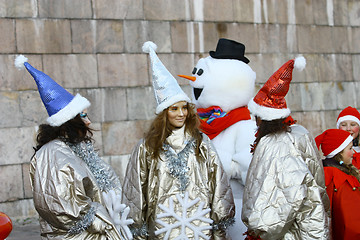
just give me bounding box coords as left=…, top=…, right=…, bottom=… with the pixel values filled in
left=224, top=23, right=259, bottom=54
left=333, top=54, right=353, bottom=81
left=0, top=19, right=15, bottom=53
left=295, top=0, right=314, bottom=24
left=0, top=55, right=40, bottom=91
left=171, top=22, right=220, bottom=54
left=352, top=55, right=360, bottom=81
left=43, top=54, right=98, bottom=88
left=353, top=81, right=360, bottom=108
left=233, top=0, right=255, bottom=23
left=300, top=54, right=320, bottom=83
left=335, top=82, right=357, bottom=109
left=123, top=20, right=171, bottom=53
left=19, top=91, right=48, bottom=127
left=298, top=25, right=333, bottom=53
left=94, top=0, right=143, bottom=19
left=321, top=110, right=339, bottom=131
left=258, top=24, right=289, bottom=53
left=75, top=88, right=103, bottom=123
left=171, top=22, right=194, bottom=53
left=201, top=0, right=234, bottom=21
left=332, top=27, right=350, bottom=53
left=98, top=54, right=149, bottom=87
left=290, top=111, right=322, bottom=138
left=295, top=82, right=337, bottom=111
left=102, top=88, right=127, bottom=122
left=349, top=0, right=360, bottom=26
left=157, top=53, right=195, bottom=85
left=89, top=123, right=103, bottom=155
left=102, top=120, right=151, bottom=155
left=127, top=86, right=157, bottom=120
left=0, top=199, right=37, bottom=219
left=0, top=0, right=36, bottom=18
left=0, top=92, right=22, bottom=128
left=333, top=0, right=349, bottom=26
left=313, top=0, right=329, bottom=25
left=71, top=20, right=96, bottom=53
left=38, top=0, right=92, bottom=18
left=22, top=163, right=33, bottom=199
left=96, top=20, right=124, bottom=53
left=144, top=0, right=188, bottom=20
left=109, top=154, right=131, bottom=184
left=316, top=54, right=338, bottom=82
left=16, top=19, right=71, bottom=53
left=349, top=28, right=360, bottom=53
left=286, top=83, right=302, bottom=112
left=249, top=53, right=288, bottom=84
left=0, top=165, right=23, bottom=202
left=0, top=127, right=37, bottom=165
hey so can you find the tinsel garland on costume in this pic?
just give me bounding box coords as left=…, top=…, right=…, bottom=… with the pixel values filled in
left=212, top=217, right=235, bottom=231
left=65, top=140, right=117, bottom=192
left=130, top=223, right=149, bottom=238
left=68, top=206, right=96, bottom=235
left=162, top=139, right=195, bottom=192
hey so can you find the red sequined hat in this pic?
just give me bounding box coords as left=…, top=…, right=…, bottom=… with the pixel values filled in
left=248, top=56, right=306, bottom=121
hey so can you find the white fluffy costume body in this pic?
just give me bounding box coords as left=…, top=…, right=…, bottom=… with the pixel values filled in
left=180, top=39, right=257, bottom=239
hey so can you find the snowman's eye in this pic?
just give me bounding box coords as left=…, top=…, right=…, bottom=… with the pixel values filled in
left=192, top=67, right=197, bottom=74
left=197, top=69, right=204, bottom=76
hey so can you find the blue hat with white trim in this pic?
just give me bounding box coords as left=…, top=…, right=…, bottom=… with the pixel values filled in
left=15, top=55, right=90, bottom=126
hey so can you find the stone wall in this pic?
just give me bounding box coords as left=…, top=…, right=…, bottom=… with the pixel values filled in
left=0, top=0, right=359, bottom=220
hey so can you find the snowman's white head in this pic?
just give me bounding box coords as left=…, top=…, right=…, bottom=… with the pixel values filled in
left=183, top=56, right=256, bottom=112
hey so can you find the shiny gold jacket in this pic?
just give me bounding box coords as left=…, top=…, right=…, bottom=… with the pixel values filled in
left=122, top=129, right=235, bottom=240
left=242, top=125, right=330, bottom=240
left=29, top=140, right=127, bottom=239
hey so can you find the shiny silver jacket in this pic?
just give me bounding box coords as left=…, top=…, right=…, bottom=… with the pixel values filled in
left=242, top=125, right=330, bottom=239
left=30, top=140, right=127, bottom=239
left=122, top=129, right=235, bottom=240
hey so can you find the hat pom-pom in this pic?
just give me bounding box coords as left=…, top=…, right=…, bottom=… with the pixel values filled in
left=142, top=41, right=157, bottom=53
left=14, top=55, right=28, bottom=70
left=294, top=56, right=306, bottom=71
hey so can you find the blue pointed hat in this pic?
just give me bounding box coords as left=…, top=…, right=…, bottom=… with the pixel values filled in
left=15, top=55, right=90, bottom=126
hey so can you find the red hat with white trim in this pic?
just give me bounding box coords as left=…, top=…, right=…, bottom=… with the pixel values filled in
left=336, top=106, right=360, bottom=129
left=248, top=56, right=306, bottom=121
left=315, top=129, right=353, bottom=158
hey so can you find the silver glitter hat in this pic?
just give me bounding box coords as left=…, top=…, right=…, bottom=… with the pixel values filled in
left=142, top=41, right=190, bottom=114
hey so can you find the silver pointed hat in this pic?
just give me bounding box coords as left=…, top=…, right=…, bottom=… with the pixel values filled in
left=142, top=41, right=190, bottom=114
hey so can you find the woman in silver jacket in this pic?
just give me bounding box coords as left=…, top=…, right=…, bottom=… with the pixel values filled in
left=122, top=42, right=235, bottom=239
left=15, top=55, right=130, bottom=239
left=242, top=56, right=330, bottom=239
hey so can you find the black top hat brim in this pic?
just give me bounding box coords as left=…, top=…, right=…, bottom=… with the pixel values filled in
left=209, top=51, right=250, bottom=64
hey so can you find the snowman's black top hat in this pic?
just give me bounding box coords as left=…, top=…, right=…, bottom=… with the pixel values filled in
left=209, top=38, right=250, bottom=64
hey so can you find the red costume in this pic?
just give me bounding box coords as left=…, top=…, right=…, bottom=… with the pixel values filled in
left=324, top=166, right=360, bottom=239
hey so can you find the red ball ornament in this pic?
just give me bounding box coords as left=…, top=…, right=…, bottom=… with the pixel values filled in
left=0, top=212, right=13, bottom=239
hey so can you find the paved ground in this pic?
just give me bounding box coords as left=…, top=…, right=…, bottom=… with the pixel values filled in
left=6, top=218, right=40, bottom=240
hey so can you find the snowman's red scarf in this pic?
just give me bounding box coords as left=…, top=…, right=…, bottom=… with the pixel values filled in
left=197, top=106, right=251, bottom=140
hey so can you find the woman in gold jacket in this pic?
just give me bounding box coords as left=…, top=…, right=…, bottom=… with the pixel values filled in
left=122, top=42, right=235, bottom=240
left=16, top=55, right=131, bottom=240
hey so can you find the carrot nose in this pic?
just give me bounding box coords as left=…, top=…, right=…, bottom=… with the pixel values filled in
left=178, top=75, right=196, bottom=82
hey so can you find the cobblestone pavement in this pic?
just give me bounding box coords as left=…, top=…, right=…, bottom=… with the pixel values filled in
left=6, top=218, right=40, bottom=240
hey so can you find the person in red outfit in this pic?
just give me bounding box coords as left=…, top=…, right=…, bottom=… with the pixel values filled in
left=337, top=106, right=360, bottom=169
left=315, top=129, right=360, bottom=239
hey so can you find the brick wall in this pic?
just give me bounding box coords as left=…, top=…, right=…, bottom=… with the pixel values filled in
left=0, top=0, right=359, bottom=220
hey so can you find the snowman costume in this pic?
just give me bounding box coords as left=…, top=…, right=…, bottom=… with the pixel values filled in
left=180, top=39, right=257, bottom=239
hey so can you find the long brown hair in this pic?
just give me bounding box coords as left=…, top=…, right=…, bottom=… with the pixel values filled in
left=35, top=114, right=93, bottom=151
left=145, top=103, right=202, bottom=158
left=332, top=151, right=360, bottom=183
left=252, top=117, right=291, bottom=152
